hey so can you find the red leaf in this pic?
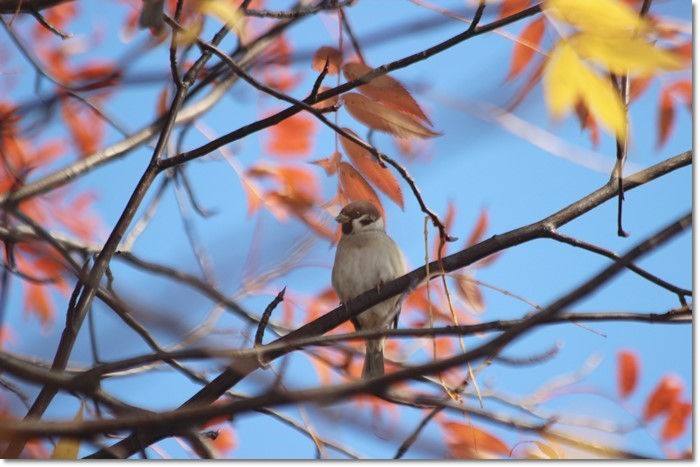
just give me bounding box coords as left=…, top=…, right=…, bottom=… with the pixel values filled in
left=617, top=350, right=639, bottom=398
left=265, top=113, right=316, bottom=157
left=312, top=46, right=343, bottom=75
left=662, top=401, right=692, bottom=441
left=343, top=93, right=440, bottom=139
left=629, top=76, right=652, bottom=102
left=433, top=201, right=456, bottom=260
left=24, top=283, right=54, bottom=329
left=211, top=426, right=237, bottom=454
left=656, top=88, right=675, bottom=149
left=442, top=421, right=510, bottom=459
left=644, top=375, right=683, bottom=421
left=667, top=80, right=692, bottom=111
left=506, top=17, right=545, bottom=81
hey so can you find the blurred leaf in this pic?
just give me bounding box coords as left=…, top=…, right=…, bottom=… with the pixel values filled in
left=543, top=41, right=626, bottom=139
left=466, top=209, right=489, bottom=248
left=661, top=401, right=692, bottom=441
left=454, top=275, right=485, bottom=314
left=545, top=0, right=648, bottom=37
left=310, top=151, right=342, bottom=176
left=265, top=113, right=316, bottom=157
left=498, top=0, right=533, bottom=19
left=339, top=128, right=404, bottom=207
left=211, top=426, right=237, bottom=455
left=50, top=402, right=84, bottom=459
left=617, top=350, right=639, bottom=398
left=568, top=34, right=684, bottom=76
left=657, top=88, right=675, bottom=149
left=442, top=421, right=510, bottom=459
left=644, top=375, right=683, bottom=421
left=343, top=93, right=440, bottom=139
left=312, top=46, right=343, bottom=75
left=534, top=441, right=560, bottom=459
left=506, top=17, right=546, bottom=81
left=343, top=62, right=431, bottom=124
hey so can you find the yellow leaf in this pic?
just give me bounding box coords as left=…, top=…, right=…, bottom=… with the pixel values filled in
left=343, top=93, right=441, bottom=139
left=175, top=18, right=203, bottom=46
left=545, top=0, right=648, bottom=37
left=199, top=0, right=244, bottom=37
left=569, top=34, right=684, bottom=76
left=544, top=41, right=626, bottom=139
left=50, top=402, right=84, bottom=459
left=543, top=41, right=581, bottom=118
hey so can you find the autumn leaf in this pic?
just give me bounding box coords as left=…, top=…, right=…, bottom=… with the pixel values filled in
left=199, top=0, right=245, bottom=36
left=454, top=275, right=485, bottom=313
left=657, top=81, right=691, bottom=149
left=24, top=283, right=54, bottom=329
left=265, top=113, right=316, bottom=157
left=543, top=41, right=626, bottom=139
left=442, top=421, right=510, bottom=459
left=343, top=62, right=431, bottom=124
left=211, top=426, right=237, bottom=455
left=343, top=93, right=440, bottom=139
left=534, top=441, right=560, bottom=459
left=339, top=128, right=403, bottom=207
left=312, top=46, right=343, bottom=75
left=310, top=151, right=341, bottom=176
left=568, top=34, right=684, bottom=76
left=50, top=402, right=84, bottom=459
left=617, top=350, right=639, bottom=398
left=661, top=401, right=692, bottom=441
left=545, top=0, right=648, bottom=37
left=337, top=161, right=383, bottom=214
left=498, top=0, right=532, bottom=19
left=644, top=375, right=683, bottom=421
left=506, top=17, right=546, bottom=81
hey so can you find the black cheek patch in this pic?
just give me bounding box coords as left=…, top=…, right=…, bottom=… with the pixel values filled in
left=342, top=222, right=353, bottom=234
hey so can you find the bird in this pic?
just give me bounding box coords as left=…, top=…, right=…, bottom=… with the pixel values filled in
left=331, top=200, right=406, bottom=379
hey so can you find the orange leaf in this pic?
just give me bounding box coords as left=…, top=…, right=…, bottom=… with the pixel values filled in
left=629, top=76, right=652, bottom=101
left=343, top=62, right=431, bottom=124
left=617, top=350, right=639, bottom=398
left=466, top=209, right=489, bottom=247
left=343, top=93, right=440, bottom=139
left=674, top=40, right=692, bottom=62
left=312, top=86, right=340, bottom=109
left=662, top=401, right=692, bottom=441
left=574, top=101, right=600, bottom=148
left=667, top=80, right=692, bottom=110
left=454, top=275, right=485, bottom=313
left=506, top=17, right=546, bottom=81
left=644, top=375, right=683, bottom=421
left=265, top=113, right=316, bottom=157
left=211, top=426, right=237, bottom=454
left=339, top=128, right=403, bottom=207
left=433, top=201, right=456, bottom=260
left=499, top=0, right=532, bottom=19
left=310, top=151, right=341, bottom=176
left=312, top=46, right=343, bottom=75
left=24, top=283, right=54, bottom=328
left=442, top=421, right=510, bottom=459
left=337, top=162, right=383, bottom=215
left=656, top=88, right=675, bottom=149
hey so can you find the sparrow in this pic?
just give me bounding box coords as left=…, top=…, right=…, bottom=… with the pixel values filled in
left=331, top=200, right=406, bottom=379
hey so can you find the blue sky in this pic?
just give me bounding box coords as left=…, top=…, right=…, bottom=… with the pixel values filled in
left=0, top=0, right=692, bottom=459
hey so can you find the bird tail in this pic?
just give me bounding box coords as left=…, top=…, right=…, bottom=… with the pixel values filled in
left=362, top=339, right=385, bottom=380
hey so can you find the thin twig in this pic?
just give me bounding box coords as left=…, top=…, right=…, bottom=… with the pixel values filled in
left=255, top=287, right=286, bottom=347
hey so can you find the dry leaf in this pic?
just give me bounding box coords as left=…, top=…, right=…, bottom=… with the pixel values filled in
left=343, top=93, right=441, bottom=139
left=339, top=128, right=403, bottom=207
left=337, top=161, right=383, bottom=214
left=312, top=46, right=343, bottom=75
left=442, top=421, right=510, bottom=459
left=310, top=151, right=342, bottom=176
left=343, top=62, right=431, bottom=124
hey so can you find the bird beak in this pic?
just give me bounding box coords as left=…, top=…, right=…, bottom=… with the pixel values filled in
left=335, top=213, right=350, bottom=223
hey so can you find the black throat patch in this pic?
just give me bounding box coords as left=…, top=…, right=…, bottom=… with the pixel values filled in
left=342, top=222, right=353, bottom=235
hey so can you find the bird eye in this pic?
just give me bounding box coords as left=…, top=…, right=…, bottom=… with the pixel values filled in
left=360, top=217, right=373, bottom=226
